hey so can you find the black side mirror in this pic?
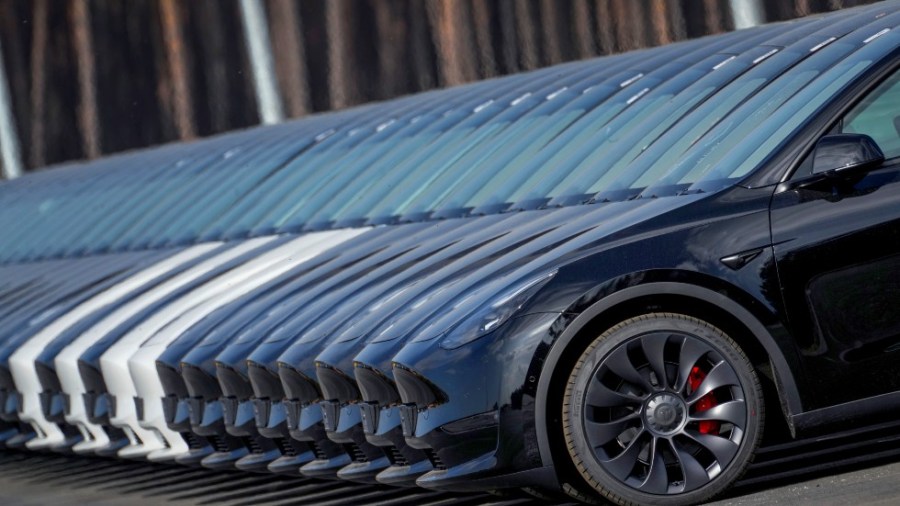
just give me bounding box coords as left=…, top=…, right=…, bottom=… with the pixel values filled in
left=813, top=133, right=885, bottom=176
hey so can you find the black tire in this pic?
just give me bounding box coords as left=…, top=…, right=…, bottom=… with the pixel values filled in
left=561, top=313, right=764, bottom=506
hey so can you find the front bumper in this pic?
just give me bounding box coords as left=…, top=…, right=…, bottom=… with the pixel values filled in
left=388, top=313, right=561, bottom=491
left=130, top=344, right=189, bottom=461
left=99, top=353, right=167, bottom=458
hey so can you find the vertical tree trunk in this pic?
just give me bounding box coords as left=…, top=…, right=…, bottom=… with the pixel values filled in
left=609, top=0, right=637, bottom=51
left=514, top=0, right=539, bottom=70
left=407, top=0, right=436, bottom=91
left=426, top=0, right=478, bottom=86
left=649, top=0, right=673, bottom=45
left=326, top=0, right=358, bottom=108
left=268, top=0, right=311, bottom=117
left=703, top=0, right=726, bottom=33
left=594, top=0, right=616, bottom=54
left=372, top=0, right=410, bottom=97
left=29, top=0, right=48, bottom=168
left=539, top=0, right=564, bottom=64
left=667, top=0, right=688, bottom=42
left=195, top=0, right=230, bottom=133
left=795, top=0, right=812, bottom=16
left=471, top=0, right=497, bottom=78
left=497, top=0, right=520, bottom=72
left=159, top=0, right=195, bottom=139
left=70, top=0, right=101, bottom=158
left=572, top=0, right=596, bottom=59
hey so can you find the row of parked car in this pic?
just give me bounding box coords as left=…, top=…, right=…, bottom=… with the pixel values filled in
left=2, top=4, right=899, bottom=504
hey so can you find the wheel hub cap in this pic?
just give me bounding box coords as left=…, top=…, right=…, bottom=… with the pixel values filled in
left=644, top=393, right=686, bottom=434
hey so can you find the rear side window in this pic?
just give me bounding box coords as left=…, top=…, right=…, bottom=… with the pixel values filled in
left=843, top=70, right=900, bottom=159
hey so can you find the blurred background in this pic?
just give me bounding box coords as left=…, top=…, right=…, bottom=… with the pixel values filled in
left=0, top=0, right=882, bottom=178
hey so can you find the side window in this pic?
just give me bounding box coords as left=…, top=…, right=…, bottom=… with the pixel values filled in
left=792, top=70, right=900, bottom=180
left=842, top=70, right=900, bottom=159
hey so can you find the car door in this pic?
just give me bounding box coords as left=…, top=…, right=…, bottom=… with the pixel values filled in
left=771, top=68, right=900, bottom=410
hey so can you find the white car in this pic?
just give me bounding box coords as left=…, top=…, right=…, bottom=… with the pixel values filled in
left=54, top=238, right=276, bottom=456
left=102, top=229, right=365, bottom=461
left=9, top=244, right=221, bottom=451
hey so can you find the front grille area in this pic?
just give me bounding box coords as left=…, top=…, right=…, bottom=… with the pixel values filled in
left=209, top=435, right=232, bottom=453
left=275, top=437, right=296, bottom=457
left=423, top=448, right=446, bottom=470
left=105, top=426, right=127, bottom=441
left=355, top=365, right=401, bottom=406
left=316, top=364, right=361, bottom=403
left=385, top=445, right=408, bottom=466
left=344, top=443, right=368, bottom=463
left=134, top=397, right=144, bottom=421
left=278, top=366, right=321, bottom=403
left=310, top=440, right=328, bottom=460
left=242, top=436, right=264, bottom=454
left=181, top=432, right=205, bottom=450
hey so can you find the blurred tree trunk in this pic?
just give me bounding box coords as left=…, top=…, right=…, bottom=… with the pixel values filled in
left=650, top=0, right=673, bottom=45
left=572, top=0, right=596, bottom=59
left=670, top=3, right=688, bottom=41
left=195, top=0, right=231, bottom=133
left=327, top=0, right=359, bottom=108
left=609, top=0, right=635, bottom=51
left=703, top=0, right=727, bottom=33
left=159, top=0, right=195, bottom=140
left=795, top=0, right=812, bottom=16
left=269, top=0, right=311, bottom=116
left=29, top=0, right=48, bottom=168
left=407, top=0, right=436, bottom=91
left=497, top=0, right=520, bottom=72
left=70, top=0, right=101, bottom=158
left=471, top=0, right=497, bottom=77
left=539, top=0, right=564, bottom=64
left=594, top=0, right=616, bottom=54
left=624, top=0, right=650, bottom=49
left=427, top=0, right=478, bottom=86
left=372, top=0, right=409, bottom=98
left=514, top=0, right=539, bottom=70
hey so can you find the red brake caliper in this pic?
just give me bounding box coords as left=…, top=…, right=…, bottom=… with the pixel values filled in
left=688, top=366, right=720, bottom=435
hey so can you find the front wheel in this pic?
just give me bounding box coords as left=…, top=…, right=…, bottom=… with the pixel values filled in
left=562, top=313, right=764, bottom=505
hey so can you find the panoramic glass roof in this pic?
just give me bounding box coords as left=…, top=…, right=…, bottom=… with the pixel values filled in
left=0, top=2, right=895, bottom=264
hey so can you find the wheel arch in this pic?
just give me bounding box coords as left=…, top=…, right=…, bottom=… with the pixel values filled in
left=534, top=278, right=803, bottom=474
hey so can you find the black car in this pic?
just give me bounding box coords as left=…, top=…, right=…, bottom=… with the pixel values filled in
left=365, top=9, right=900, bottom=506
left=1, top=3, right=898, bottom=506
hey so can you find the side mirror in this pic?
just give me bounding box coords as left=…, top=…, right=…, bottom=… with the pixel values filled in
left=813, top=133, right=885, bottom=176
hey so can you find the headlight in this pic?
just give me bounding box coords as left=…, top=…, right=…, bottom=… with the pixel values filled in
left=438, top=270, right=557, bottom=349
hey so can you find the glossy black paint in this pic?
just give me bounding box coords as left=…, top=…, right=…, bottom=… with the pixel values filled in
left=239, top=220, right=484, bottom=479
left=385, top=186, right=783, bottom=490
left=382, top=47, right=900, bottom=496
left=223, top=222, right=457, bottom=473
left=772, top=159, right=900, bottom=408
left=0, top=6, right=896, bottom=504
left=271, top=208, right=584, bottom=480
left=812, top=133, right=885, bottom=174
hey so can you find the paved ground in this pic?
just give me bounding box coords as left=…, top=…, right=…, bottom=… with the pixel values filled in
left=1, top=418, right=899, bottom=506
left=713, top=460, right=900, bottom=506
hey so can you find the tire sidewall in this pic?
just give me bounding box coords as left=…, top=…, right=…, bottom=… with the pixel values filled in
left=563, top=314, right=764, bottom=506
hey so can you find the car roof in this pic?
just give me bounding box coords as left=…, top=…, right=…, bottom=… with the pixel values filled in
left=0, top=2, right=896, bottom=267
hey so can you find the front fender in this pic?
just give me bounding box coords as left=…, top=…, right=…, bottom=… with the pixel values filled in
left=534, top=278, right=804, bottom=469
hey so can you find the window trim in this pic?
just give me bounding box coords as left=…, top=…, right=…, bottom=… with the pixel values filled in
left=740, top=47, right=900, bottom=188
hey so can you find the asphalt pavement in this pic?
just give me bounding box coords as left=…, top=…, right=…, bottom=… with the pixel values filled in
left=712, top=460, right=900, bottom=506
left=1, top=417, right=899, bottom=506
